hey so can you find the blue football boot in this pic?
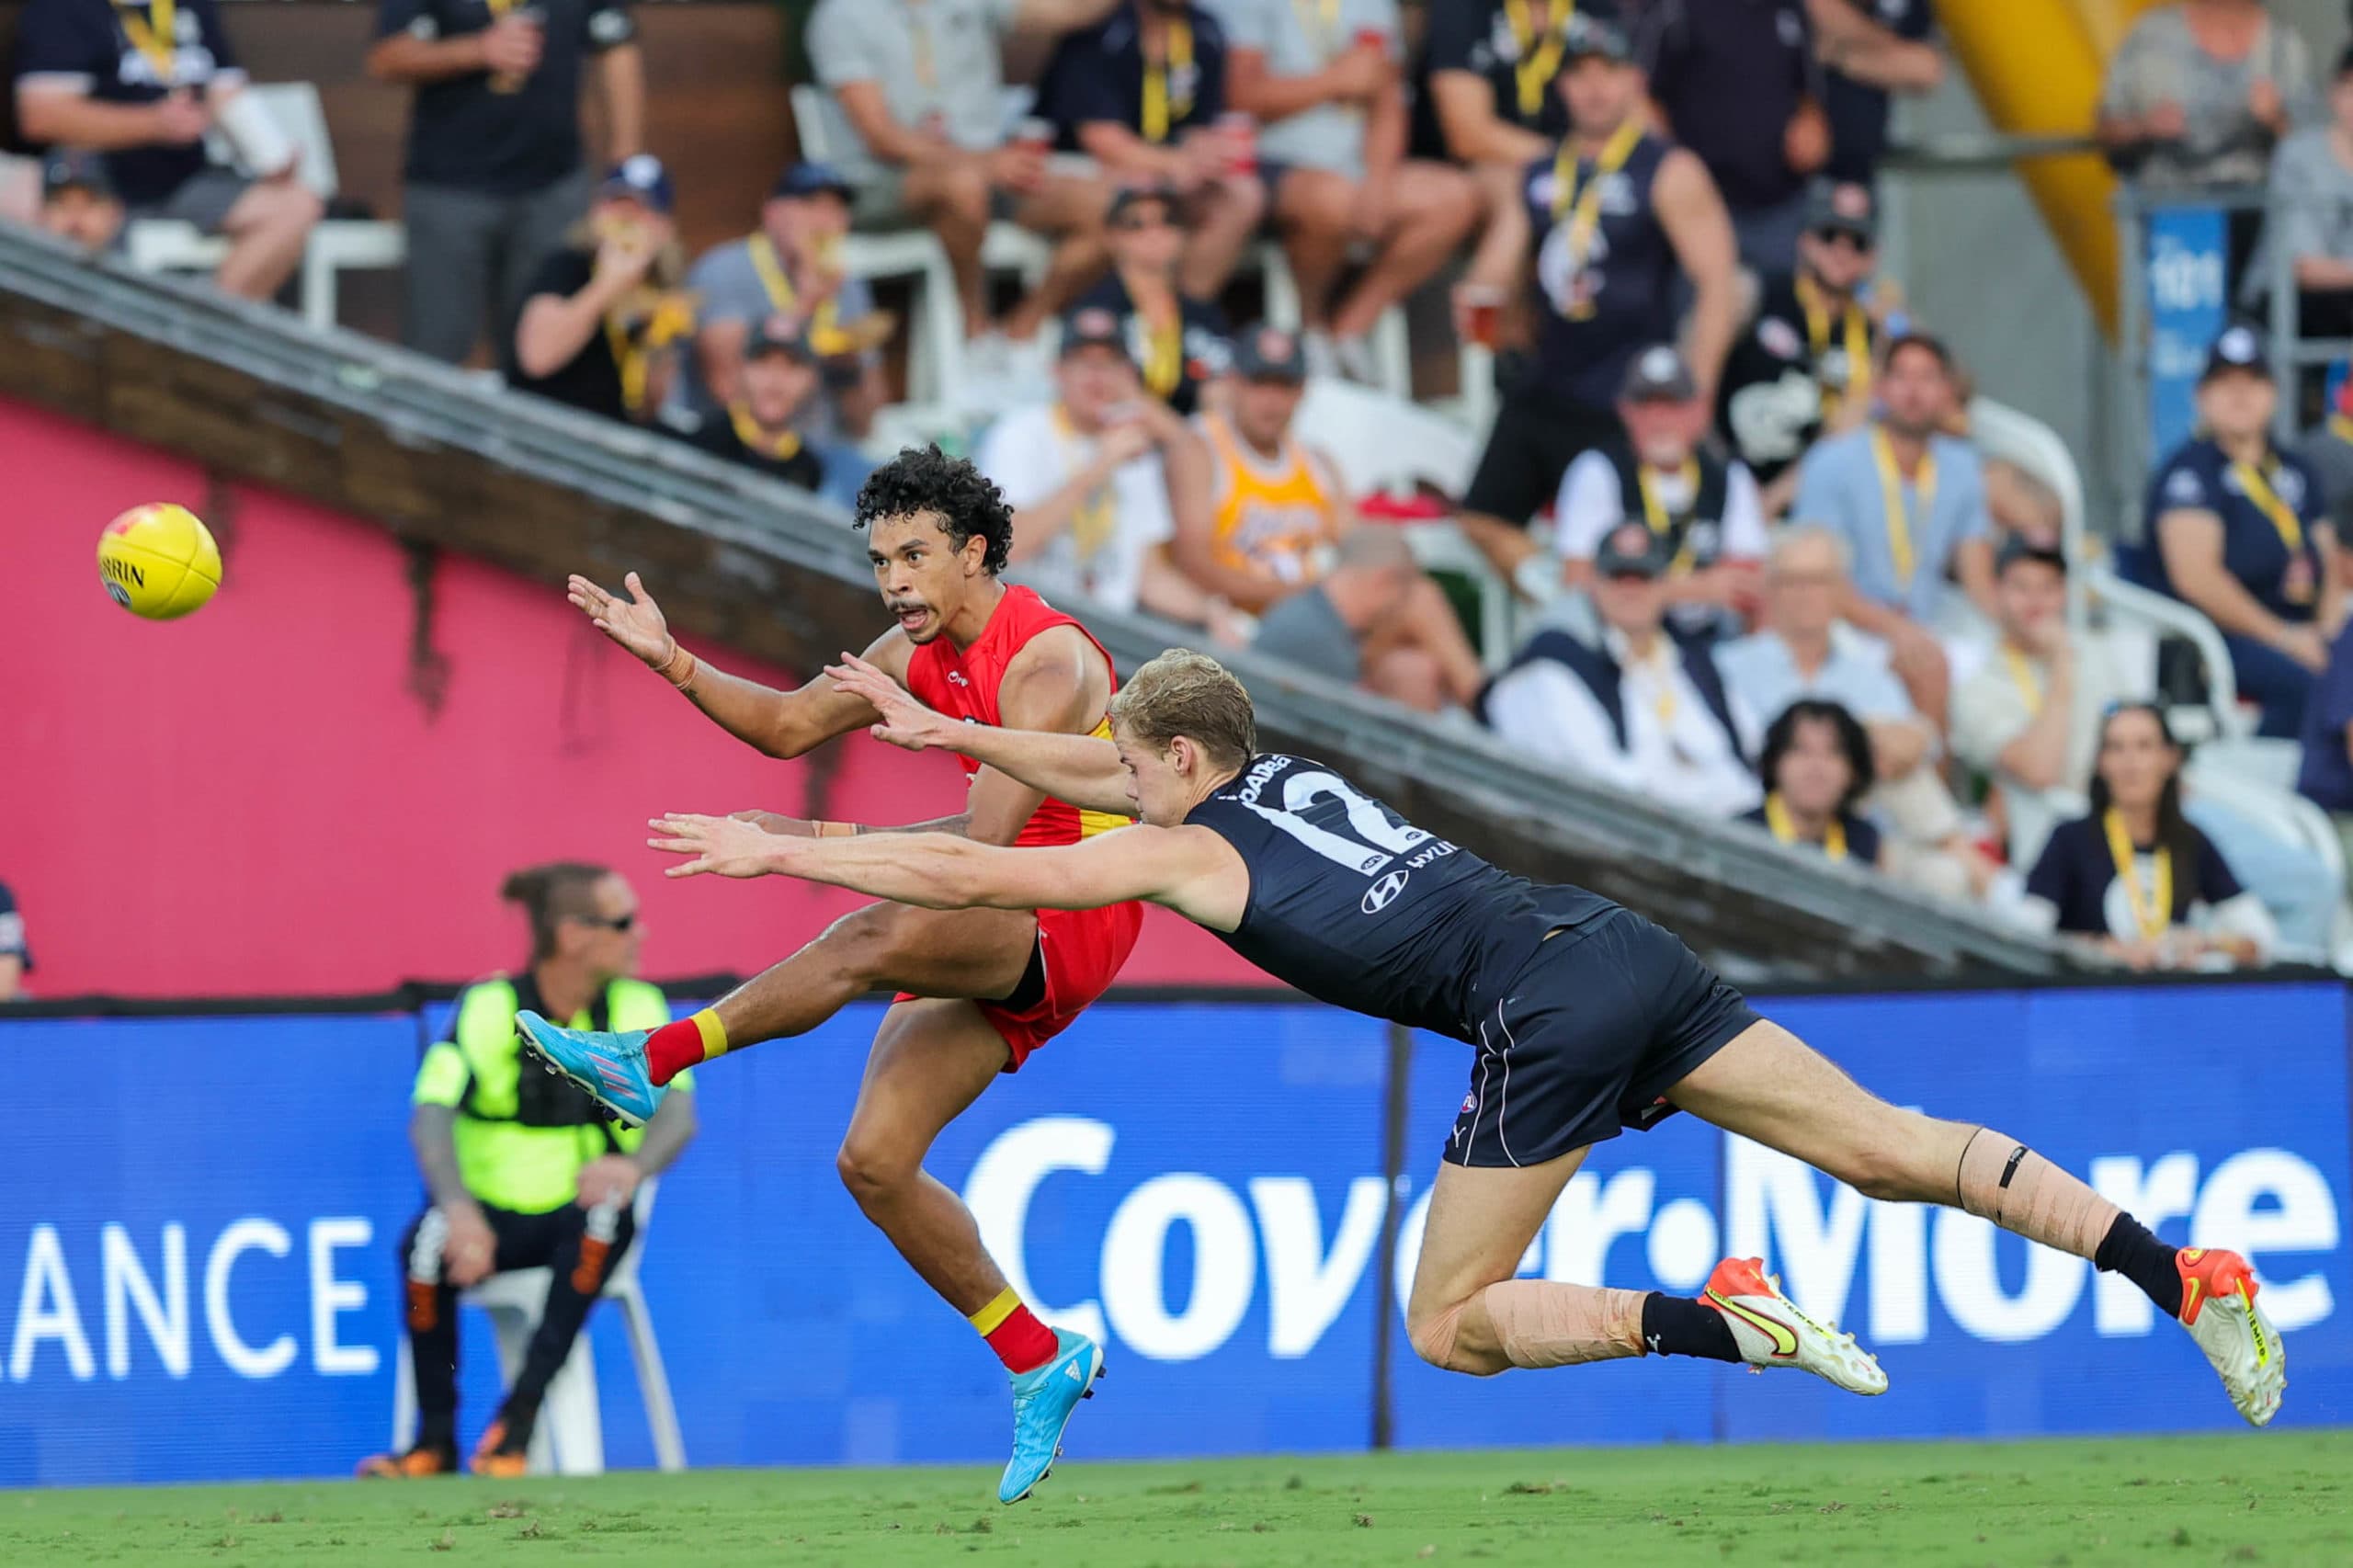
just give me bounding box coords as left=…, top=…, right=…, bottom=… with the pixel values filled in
left=515, top=1008, right=663, bottom=1128
left=998, top=1329, right=1104, bottom=1505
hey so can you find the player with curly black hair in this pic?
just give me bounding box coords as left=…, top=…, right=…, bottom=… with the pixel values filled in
left=545, top=444, right=1133, bottom=1505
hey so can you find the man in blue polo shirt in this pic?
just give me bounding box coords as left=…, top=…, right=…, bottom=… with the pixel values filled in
left=369, top=0, right=645, bottom=365
left=13, top=0, right=321, bottom=300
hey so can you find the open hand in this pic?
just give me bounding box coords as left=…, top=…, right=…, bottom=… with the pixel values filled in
left=574, top=1154, right=642, bottom=1211
left=825, top=649, right=957, bottom=751
left=569, top=571, right=676, bottom=667
left=649, top=812, right=782, bottom=878
left=443, top=1203, right=497, bottom=1288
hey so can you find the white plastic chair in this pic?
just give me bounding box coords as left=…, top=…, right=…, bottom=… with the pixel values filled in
left=390, top=1177, right=684, bottom=1475
left=123, top=81, right=405, bottom=331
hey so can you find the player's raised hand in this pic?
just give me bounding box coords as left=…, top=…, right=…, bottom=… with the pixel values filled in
left=648, top=813, right=780, bottom=878
left=569, top=571, right=676, bottom=667
left=824, top=650, right=955, bottom=752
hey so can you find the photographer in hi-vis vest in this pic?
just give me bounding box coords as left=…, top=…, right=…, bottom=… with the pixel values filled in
left=359, top=862, right=697, bottom=1478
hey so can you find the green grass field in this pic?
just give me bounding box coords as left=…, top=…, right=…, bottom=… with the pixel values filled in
left=8, top=1434, right=2348, bottom=1568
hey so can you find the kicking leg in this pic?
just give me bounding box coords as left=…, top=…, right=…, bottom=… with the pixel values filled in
left=1669, top=1019, right=2284, bottom=1424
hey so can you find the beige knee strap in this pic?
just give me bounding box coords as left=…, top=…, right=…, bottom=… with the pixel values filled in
left=1480, top=1279, right=1649, bottom=1369
left=1956, top=1129, right=2119, bottom=1261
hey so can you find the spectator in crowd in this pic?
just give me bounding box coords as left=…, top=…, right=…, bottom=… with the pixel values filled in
left=1552, top=345, right=1767, bottom=647
left=1454, top=16, right=1739, bottom=592
left=686, top=317, right=827, bottom=493
left=1482, top=520, right=1761, bottom=817
left=1074, top=183, right=1233, bottom=415
left=2142, top=324, right=2336, bottom=739
left=510, top=155, right=692, bottom=427
left=1213, top=0, right=1479, bottom=380
left=1635, top=0, right=1827, bottom=274
left=1718, top=525, right=1993, bottom=902
left=358, top=862, right=695, bottom=1478
left=0, top=878, right=27, bottom=1002
left=2023, top=704, right=2277, bottom=971
left=1416, top=0, right=1582, bottom=171
left=2246, top=44, right=2353, bottom=334
left=2098, top=0, right=2313, bottom=199
left=13, top=0, right=322, bottom=301
left=805, top=0, right=1120, bottom=362
left=1253, top=526, right=1485, bottom=714
left=1809, top=0, right=1943, bottom=187
left=1040, top=0, right=1267, bottom=301
left=33, top=147, right=123, bottom=254
left=974, top=305, right=1223, bottom=622
left=1791, top=330, right=1995, bottom=726
left=1180, top=324, right=1485, bottom=707
left=1949, top=537, right=2132, bottom=869
left=369, top=0, right=643, bottom=365
left=2295, top=378, right=2353, bottom=540
left=1719, top=180, right=1891, bottom=515
left=1741, top=698, right=1884, bottom=869
left=683, top=162, right=887, bottom=442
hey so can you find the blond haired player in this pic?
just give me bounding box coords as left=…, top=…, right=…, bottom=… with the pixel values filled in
left=1174, top=324, right=1484, bottom=713
left=646, top=649, right=2288, bottom=1429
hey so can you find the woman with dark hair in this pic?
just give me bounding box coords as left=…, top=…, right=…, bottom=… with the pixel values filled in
left=1741, top=699, right=1884, bottom=869
left=2023, top=703, right=2276, bottom=969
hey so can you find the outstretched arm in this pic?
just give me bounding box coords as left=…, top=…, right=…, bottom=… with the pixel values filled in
left=826, top=650, right=1135, bottom=816
left=568, top=572, right=893, bottom=758
left=647, top=816, right=1251, bottom=931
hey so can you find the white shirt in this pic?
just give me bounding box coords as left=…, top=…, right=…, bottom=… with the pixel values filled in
left=977, top=403, right=1176, bottom=613
left=1552, top=450, right=1770, bottom=563
left=1485, top=630, right=1763, bottom=819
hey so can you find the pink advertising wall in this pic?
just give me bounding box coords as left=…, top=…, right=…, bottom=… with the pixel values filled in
left=6, top=399, right=1259, bottom=998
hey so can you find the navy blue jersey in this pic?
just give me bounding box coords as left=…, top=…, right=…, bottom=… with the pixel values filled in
left=1184, top=754, right=1615, bottom=1040
left=2143, top=437, right=2329, bottom=625
left=1517, top=132, right=1679, bottom=410
left=1038, top=2, right=1227, bottom=152
left=13, top=0, right=243, bottom=206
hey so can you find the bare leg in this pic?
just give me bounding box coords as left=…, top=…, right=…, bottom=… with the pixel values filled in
left=1005, top=170, right=1115, bottom=340
left=1358, top=574, right=1487, bottom=705
left=1272, top=169, right=1356, bottom=331
left=1409, top=1149, right=1617, bottom=1375
left=1329, top=162, right=1479, bottom=341
left=213, top=179, right=323, bottom=301
left=835, top=996, right=1019, bottom=1312
left=905, top=159, right=995, bottom=338
left=710, top=901, right=1037, bottom=1048
left=1362, top=645, right=1447, bottom=713
left=1179, top=172, right=1267, bottom=301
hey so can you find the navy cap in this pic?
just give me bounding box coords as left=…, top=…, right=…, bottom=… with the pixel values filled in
left=1804, top=178, right=1878, bottom=242
left=770, top=161, right=854, bottom=203
left=597, top=153, right=675, bottom=215
left=1995, top=533, right=2067, bottom=576
left=745, top=312, right=816, bottom=363
left=41, top=148, right=114, bottom=200
left=1108, top=180, right=1182, bottom=223
left=1563, top=13, right=1633, bottom=62
left=1232, top=323, right=1306, bottom=383
left=2201, top=324, right=2271, bottom=381
left=1058, top=305, right=1132, bottom=360
left=1620, top=343, right=1697, bottom=403
left=1595, top=520, right=1673, bottom=579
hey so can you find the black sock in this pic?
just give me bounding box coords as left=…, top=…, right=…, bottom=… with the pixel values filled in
left=1642, top=1291, right=1742, bottom=1362
left=413, top=1419, right=456, bottom=1458
left=2095, top=1212, right=2183, bottom=1319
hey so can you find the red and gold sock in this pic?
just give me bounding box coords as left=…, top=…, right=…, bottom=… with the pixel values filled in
left=646, top=1008, right=728, bottom=1085
left=970, top=1286, right=1057, bottom=1374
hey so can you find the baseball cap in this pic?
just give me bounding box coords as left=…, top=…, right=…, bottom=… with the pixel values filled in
left=40, top=148, right=114, bottom=201
left=745, top=313, right=816, bottom=364
left=1563, top=13, right=1633, bottom=62
left=2200, top=324, right=2271, bottom=382
left=1595, top=520, right=1673, bottom=579
left=1058, top=305, right=1132, bottom=360
left=1995, top=534, right=2067, bottom=576
left=770, top=161, right=854, bottom=203
left=1232, top=323, right=1307, bottom=383
left=1620, top=344, right=1697, bottom=403
left=598, top=153, right=676, bottom=215
left=1108, top=180, right=1182, bottom=223
left=1804, top=179, right=1877, bottom=244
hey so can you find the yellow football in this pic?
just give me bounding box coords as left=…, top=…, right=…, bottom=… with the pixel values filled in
left=97, top=504, right=222, bottom=620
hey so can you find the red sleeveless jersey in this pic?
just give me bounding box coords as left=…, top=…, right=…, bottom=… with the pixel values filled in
left=901, top=585, right=1130, bottom=848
